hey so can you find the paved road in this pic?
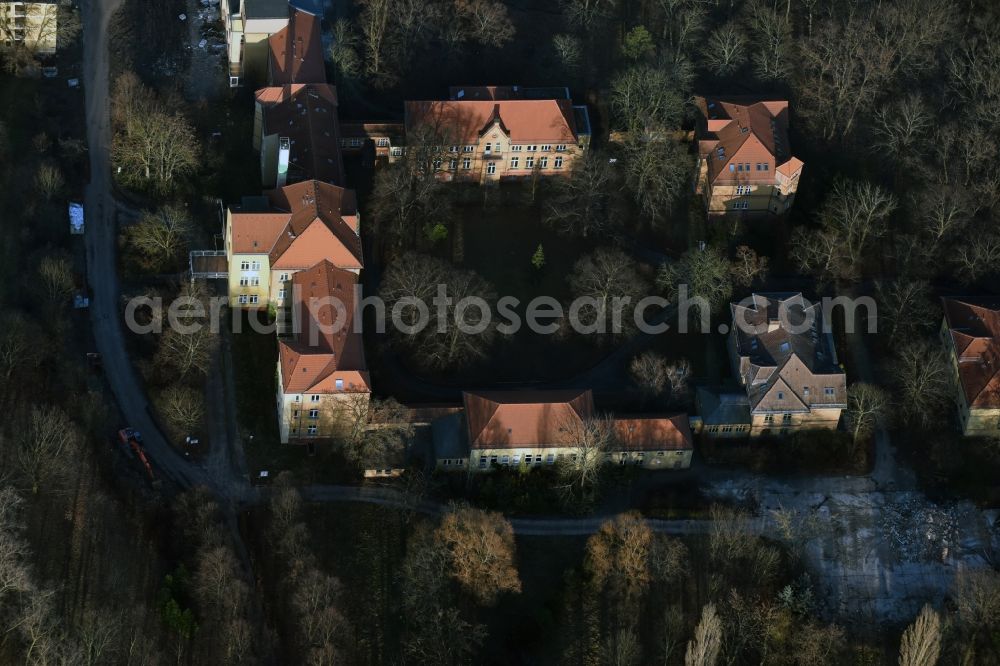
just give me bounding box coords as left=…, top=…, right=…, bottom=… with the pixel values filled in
left=82, top=0, right=210, bottom=492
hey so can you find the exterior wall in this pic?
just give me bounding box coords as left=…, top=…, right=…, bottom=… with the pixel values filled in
left=0, top=2, right=58, bottom=54
left=698, top=162, right=800, bottom=216
left=940, top=317, right=1000, bottom=436
left=702, top=424, right=751, bottom=438
left=441, top=444, right=692, bottom=472
left=434, top=128, right=584, bottom=184
left=276, top=378, right=371, bottom=444
left=749, top=407, right=842, bottom=437
left=227, top=253, right=271, bottom=308
left=222, top=9, right=288, bottom=82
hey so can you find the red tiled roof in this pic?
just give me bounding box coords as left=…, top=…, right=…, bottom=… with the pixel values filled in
left=943, top=298, right=1000, bottom=409
left=279, top=260, right=369, bottom=393
left=268, top=6, right=325, bottom=86
left=694, top=96, right=803, bottom=186
left=257, top=83, right=345, bottom=187
left=404, top=99, right=578, bottom=144
left=463, top=389, right=594, bottom=449
left=612, top=415, right=692, bottom=451
left=229, top=181, right=362, bottom=270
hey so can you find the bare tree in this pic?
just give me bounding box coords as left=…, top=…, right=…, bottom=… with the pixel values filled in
left=342, top=398, right=413, bottom=472
left=658, top=247, right=735, bottom=320
left=129, top=205, right=193, bottom=269
left=379, top=253, right=497, bottom=371
left=568, top=247, right=651, bottom=342
left=911, top=186, right=972, bottom=242
left=874, top=279, right=936, bottom=344
left=111, top=73, right=198, bottom=193
left=292, top=568, right=346, bottom=661
left=747, top=0, right=792, bottom=81
left=603, top=627, right=642, bottom=666
left=792, top=180, right=896, bottom=284
left=556, top=416, right=613, bottom=499
left=37, top=255, right=74, bottom=306
left=610, top=65, right=687, bottom=138
left=329, top=19, right=362, bottom=79
left=436, top=507, right=521, bottom=605
left=652, top=0, right=707, bottom=58
left=953, top=232, right=1000, bottom=284
left=34, top=164, right=64, bottom=200
left=0, top=486, right=32, bottom=599
left=552, top=34, right=583, bottom=73
left=544, top=151, right=621, bottom=238
left=629, top=351, right=670, bottom=399
left=703, top=22, right=746, bottom=76
left=159, top=385, right=204, bottom=439
left=685, top=603, right=722, bottom=666
left=845, top=383, right=889, bottom=442
left=890, top=340, right=953, bottom=428
left=585, top=512, right=653, bottom=602
left=899, top=604, right=941, bottom=666
left=623, top=138, right=691, bottom=224
left=871, top=95, right=932, bottom=165
left=16, top=406, right=79, bottom=493
left=561, top=0, right=616, bottom=32
left=730, top=246, right=769, bottom=287
left=357, top=0, right=393, bottom=84
left=0, top=313, right=42, bottom=381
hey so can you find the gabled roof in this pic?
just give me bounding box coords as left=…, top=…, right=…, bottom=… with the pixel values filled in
left=404, top=98, right=579, bottom=144
left=693, top=95, right=802, bottom=186
left=257, top=83, right=345, bottom=187
left=730, top=293, right=846, bottom=412
left=229, top=181, right=362, bottom=270
left=463, top=389, right=594, bottom=449
left=268, top=6, right=325, bottom=86
left=943, top=298, right=1000, bottom=409
left=279, top=260, right=369, bottom=393
left=612, top=415, right=692, bottom=451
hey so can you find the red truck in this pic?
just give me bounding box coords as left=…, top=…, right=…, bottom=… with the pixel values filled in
left=117, top=428, right=159, bottom=486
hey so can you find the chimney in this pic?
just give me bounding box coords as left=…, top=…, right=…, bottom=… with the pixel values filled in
left=277, top=137, right=291, bottom=188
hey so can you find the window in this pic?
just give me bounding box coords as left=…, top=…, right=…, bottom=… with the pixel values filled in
left=239, top=277, right=250, bottom=286
left=736, top=185, right=751, bottom=195
left=390, top=147, right=403, bottom=157
left=486, top=162, right=496, bottom=175
left=500, top=455, right=510, bottom=465
left=309, top=409, right=319, bottom=419
left=729, top=164, right=735, bottom=172
left=444, top=459, right=451, bottom=466
left=511, top=145, right=522, bottom=152
left=744, top=163, right=751, bottom=171
left=449, top=145, right=459, bottom=152
left=292, top=410, right=299, bottom=418
left=534, top=456, right=542, bottom=465
left=540, top=144, right=551, bottom=151
left=783, top=413, right=793, bottom=423
left=510, top=156, right=519, bottom=168
left=546, top=454, right=555, bottom=464
left=349, top=138, right=363, bottom=147
left=377, top=138, right=390, bottom=147
left=512, top=454, right=521, bottom=464
left=762, top=163, right=769, bottom=171
left=449, top=159, right=457, bottom=169
left=722, top=425, right=733, bottom=433
left=479, top=456, right=488, bottom=468
left=249, top=295, right=259, bottom=304
left=240, top=261, right=250, bottom=271
left=525, top=156, right=534, bottom=168
left=463, top=145, right=475, bottom=152
left=554, top=156, right=563, bottom=168
left=462, top=158, right=471, bottom=169
left=249, top=277, right=259, bottom=286
left=310, top=395, right=320, bottom=403
left=556, top=144, right=566, bottom=152
left=490, top=455, right=498, bottom=464
left=777, top=392, right=784, bottom=400
left=764, top=414, right=774, bottom=423
left=737, top=163, right=744, bottom=172
left=307, top=425, right=318, bottom=435
left=250, top=261, right=261, bottom=271
left=524, top=455, right=533, bottom=464
left=279, top=273, right=289, bottom=281
left=733, top=201, right=750, bottom=210
left=539, top=156, right=548, bottom=168
left=335, top=379, right=344, bottom=390
left=824, top=387, right=835, bottom=397
left=485, top=142, right=492, bottom=153
left=526, top=145, right=537, bottom=152
left=278, top=288, right=286, bottom=300
left=433, top=158, right=442, bottom=170
left=803, top=386, right=810, bottom=396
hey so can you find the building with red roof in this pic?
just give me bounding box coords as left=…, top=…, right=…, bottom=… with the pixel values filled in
left=941, top=298, right=1000, bottom=436
left=694, top=96, right=804, bottom=217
